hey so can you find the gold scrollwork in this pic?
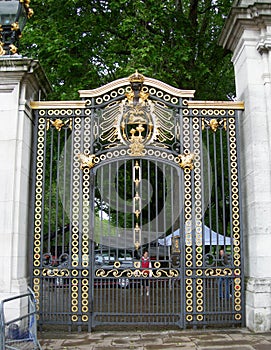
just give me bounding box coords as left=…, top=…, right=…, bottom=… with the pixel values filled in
left=154, top=269, right=179, bottom=278
left=42, top=268, right=69, bottom=277
left=95, top=268, right=179, bottom=279
left=96, top=268, right=130, bottom=278
left=205, top=268, right=232, bottom=277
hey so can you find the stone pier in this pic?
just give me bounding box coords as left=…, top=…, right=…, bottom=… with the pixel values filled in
left=220, top=0, right=271, bottom=332
left=0, top=58, right=50, bottom=317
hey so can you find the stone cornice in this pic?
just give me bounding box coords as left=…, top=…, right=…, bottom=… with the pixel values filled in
left=219, top=3, right=271, bottom=52
left=0, top=57, right=52, bottom=97
left=187, top=100, right=244, bottom=110
left=30, top=101, right=86, bottom=109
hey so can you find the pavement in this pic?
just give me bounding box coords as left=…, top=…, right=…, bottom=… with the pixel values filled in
left=39, top=328, right=271, bottom=349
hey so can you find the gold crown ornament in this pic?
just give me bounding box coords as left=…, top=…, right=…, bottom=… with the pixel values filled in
left=129, top=70, right=145, bottom=83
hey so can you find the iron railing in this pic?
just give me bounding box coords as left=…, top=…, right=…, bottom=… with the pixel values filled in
left=0, top=287, right=41, bottom=350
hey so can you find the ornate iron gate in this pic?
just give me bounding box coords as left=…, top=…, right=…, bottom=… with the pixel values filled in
left=30, top=72, right=244, bottom=330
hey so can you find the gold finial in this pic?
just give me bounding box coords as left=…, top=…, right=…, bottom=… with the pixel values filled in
left=128, top=70, right=145, bottom=83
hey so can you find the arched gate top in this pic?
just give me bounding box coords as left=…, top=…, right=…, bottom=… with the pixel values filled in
left=78, top=75, right=195, bottom=99
left=30, top=72, right=244, bottom=110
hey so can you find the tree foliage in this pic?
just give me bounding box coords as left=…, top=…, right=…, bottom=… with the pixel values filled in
left=21, top=0, right=235, bottom=100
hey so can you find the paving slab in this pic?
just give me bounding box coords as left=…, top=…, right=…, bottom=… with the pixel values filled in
left=254, top=346, right=271, bottom=350
left=199, top=346, right=254, bottom=350
left=38, top=328, right=271, bottom=350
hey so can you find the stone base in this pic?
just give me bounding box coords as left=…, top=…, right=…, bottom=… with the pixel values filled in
left=246, top=277, right=271, bottom=332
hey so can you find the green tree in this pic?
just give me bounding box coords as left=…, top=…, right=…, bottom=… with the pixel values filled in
left=21, top=0, right=235, bottom=100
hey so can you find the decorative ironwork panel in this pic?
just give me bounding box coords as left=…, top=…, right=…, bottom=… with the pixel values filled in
left=30, top=73, right=244, bottom=330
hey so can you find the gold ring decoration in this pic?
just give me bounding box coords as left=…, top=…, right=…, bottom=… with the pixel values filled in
left=114, top=261, right=121, bottom=268
left=71, top=314, right=78, bottom=321
left=82, top=315, right=88, bottom=321
left=186, top=315, right=193, bottom=322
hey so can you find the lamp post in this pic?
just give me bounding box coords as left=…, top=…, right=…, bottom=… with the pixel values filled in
left=0, top=0, right=33, bottom=56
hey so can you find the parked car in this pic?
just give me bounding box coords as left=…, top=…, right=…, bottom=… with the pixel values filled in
left=94, top=249, right=138, bottom=288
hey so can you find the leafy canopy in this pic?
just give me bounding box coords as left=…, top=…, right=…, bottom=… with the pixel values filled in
left=21, top=0, right=235, bottom=100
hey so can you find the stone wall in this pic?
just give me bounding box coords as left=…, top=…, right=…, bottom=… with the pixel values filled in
left=220, top=0, right=271, bottom=332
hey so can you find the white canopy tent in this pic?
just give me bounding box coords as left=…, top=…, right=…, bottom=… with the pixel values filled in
left=158, top=225, right=232, bottom=246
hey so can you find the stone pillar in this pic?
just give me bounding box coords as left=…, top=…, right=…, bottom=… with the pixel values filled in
left=0, top=58, right=50, bottom=305
left=220, top=0, right=271, bottom=332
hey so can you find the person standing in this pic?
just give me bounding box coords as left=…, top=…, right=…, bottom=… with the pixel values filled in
left=218, top=248, right=230, bottom=298
left=141, top=250, right=152, bottom=296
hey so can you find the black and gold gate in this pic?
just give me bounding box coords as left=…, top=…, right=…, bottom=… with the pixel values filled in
left=30, top=72, right=244, bottom=330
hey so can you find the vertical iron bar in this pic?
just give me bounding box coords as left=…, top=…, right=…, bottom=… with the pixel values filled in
left=212, top=131, right=219, bottom=238
left=219, top=129, right=227, bottom=242
left=54, top=128, right=61, bottom=259
left=61, top=128, right=67, bottom=256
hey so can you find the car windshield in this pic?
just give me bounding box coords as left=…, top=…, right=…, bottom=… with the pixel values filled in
left=95, top=249, right=135, bottom=265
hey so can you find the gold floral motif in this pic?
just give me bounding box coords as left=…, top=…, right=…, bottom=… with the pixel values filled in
left=129, top=138, right=145, bottom=156
left=209, top=119, right=219, bottom=132
left=11, top=22, right=20, bottom=31
left=178, top=153, right=195, bottom=170
left=78, top=153, right=97, bottom=169
left=47, top=118, right=72, bottom=131
left=202, top=118, right=227, bottom=132
left=126, top=90, right=149, bottom=103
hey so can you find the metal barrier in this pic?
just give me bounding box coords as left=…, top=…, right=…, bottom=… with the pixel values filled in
left=0, top=287, right=41, bottom=350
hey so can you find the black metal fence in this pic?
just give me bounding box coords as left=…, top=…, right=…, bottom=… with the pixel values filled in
left=30, top=75, right=244, bottom=330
